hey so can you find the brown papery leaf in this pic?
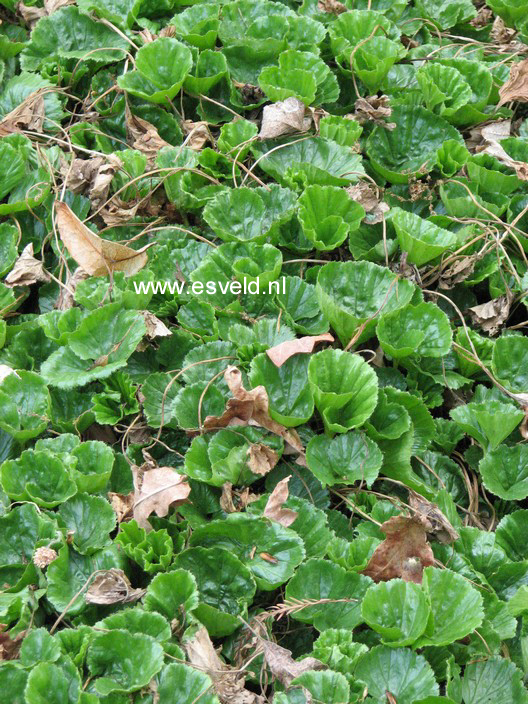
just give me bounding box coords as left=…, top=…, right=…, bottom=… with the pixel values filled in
left=108, top=491, right=134, bottom=523
left=354, top=95, right=396, bottom=129
left=132, top=465, right=190, bottom=530
left=182, top=120, right=212, bottom=151
left=259, top=639, right=325, bottom=687
left=247, top=443, right=279, bottom=476
left=499, top=58, right=528, bottom=105
left=317, top=0, right=347, bottom=14
left=361, top=514, right=434, bottom=584
left=263, top=477, right=298, bottom=527
left=140, top=310, right=172, bottom=339
left=408, top=490, right=459, bottom=544
left=54, top=200, right=150, bottom=277
left=85, top=569, right=145, bottom=605
left=5, top=243, right=50, bottom=287
left=266, top=333, right=334, bottom=367
left=438, top=256, right=477, bottom=289
left=259, top=97, right=310, bottom=139
left=0, top=626, right=25, bottom=661
left=204, top=366, right=304, bottom=455
left=185, top=627, right=265, bottom=704
left=125, top=104, right=169, bottom=165
left=468, top=294, right=512, bottom=336
left=347, top=181, right=389, bottom=225
left=0, top=88, right=47, bottom=136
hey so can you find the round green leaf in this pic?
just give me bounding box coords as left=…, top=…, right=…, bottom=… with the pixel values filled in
left=479, top=444, right=528, bottom=500
left=391, top=208, right=458, bottom=266
left=377, top=302, right=452, bottom=358
left=306, top=431, right=382, bottom=487
left=492, top=335, right=528, bottom=393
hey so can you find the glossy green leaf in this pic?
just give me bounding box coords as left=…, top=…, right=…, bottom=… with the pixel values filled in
left=306, top=431, right=382, bottom=487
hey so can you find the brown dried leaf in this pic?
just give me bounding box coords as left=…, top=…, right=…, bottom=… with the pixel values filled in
left=317, top=0, right=347, bottom=14
left=491, top=16, right=519, bottom=47
left=5, top=243, right=50, bottom=287
left=347, top=181, right=389, bottom=225
left=468, top=294, right=512, bottom=336
left=185, top=627, right=264, bottom=704
left=361, top=515, right=435, bottom=584
left=263, top=476, right=298, bottom=527
left=140, top=310, right=172, bottom=339
left=259, top=639, right=325, bottom=687
left=408, top=490, right=459, bottom=544
left=220, top=483, right=258, bottom=513
left=354, top=95, right=396, bottom=129
left=204, top=366, right=304, bottom=455
left=125, top=104, right=169, bottom=166
left=0, top=627, right=24, bottom=661
left=247, top=443, right=279, bottom=476
left=499, top=58, right=528, bottom=105
left=85, top=569, right=145, bottom=605
left=182, top=120, right=212, bottom=151
left=55, top=200, right=150, bottom=277
left=99, top=198, right=140, bottom=227
left=108, top=491, right=134, bottom=523
left=266, top=333, right=334, bottom=367
left=132, top=465, right=191, bottom=530
left=55, top=266, right=90, bottom=311
left=438, top=256, right=477, bottom=289
left=259, top=97, right=310, bottom=139
left=470, top=6, right=493, bottom=28
left=0, top=89, right=47, bottom=136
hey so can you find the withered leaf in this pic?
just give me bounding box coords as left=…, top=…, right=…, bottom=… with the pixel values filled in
left=247, top=443, right=279, bottom=476
left=55, top=200, right=150, bottom=277
left=56, top=266, right=90, bottom=311
left=259, top=639, right=325, bottom=687
left=185, top=626, right=264, bottom=704
left=468, top=294, right=512, bottom=336
left=263, top=476, right=298, bottom=527
left=125, top=104, right=169, bottom=165
left=354, top=95, right=396, bottom=129
left=259, top=97, right=310, bottom=139
left=108, top=491, right=134, bottom=523
left=0, top=88, right=47, bottom=136
left=499, top=58, right=528, bottom=105
left=265, top=333, right=334, bottom=367
left=438, top=256, right=477, bottom=289
left=5, top=243, right=51, bottom=287
left=361, top=514, right=434, bottom=584
left=140, top=310, right=172, bottom=339
left=317, top=0, right=347, bottom=14
left=182, top=120, right=212, bottom=151
left=204, top=367, right=304, bottom=455
left=132, top=465, right=191, bottom=530
left=0, top=626, right=25, bottom=661
left=85, top=569, right=145, bottom=605
left=346, top=181, right=389, bottom=225
left=408, top=490, right=459, bottom=544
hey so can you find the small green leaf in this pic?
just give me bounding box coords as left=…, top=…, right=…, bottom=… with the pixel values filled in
left=306, top=431, right=382, bottom=487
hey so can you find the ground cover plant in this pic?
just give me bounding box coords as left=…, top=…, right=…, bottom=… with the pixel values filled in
left=1, top=0, right=528, bottom=702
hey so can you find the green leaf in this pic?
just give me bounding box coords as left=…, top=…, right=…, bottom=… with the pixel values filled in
left=96, top=608, right=171, bottom=643
left=361, top=579, right=430, bottom=646
left=391, top=208, right=458, bottom=266
left=311, top=629, right=368, bottom=678
left=316, top=261, right=415, bottom=345
left=189, top=514, right=305, bottom=590
left=461, top=657, right=527, bottom=704
left=58, top=493, right=115, bottom=554
left=87, top=630, right=164, bottom=695
left=0, top=370, right=50, bottom=442
left=291, top=670, right=350, bottom=703
left=496, top=510, right=528, bottom=561
left=415, top=567, right=484, bottom=647
left=355, top=646, right=439, bottom=703
left=70, top=440, right=114, bottom=493
left=158, top=663, right=219, bottom=703
left=118, top=38, right=193, bottom=104
left=308, top=349, right=379, bottom=434
left=479, top=444, right=528, bottom=500
left=1, top=449, right=76, bottom=508
left=77, top=0, right=141, bottom=29
left=24, top=661, right=79, bottom=704
left=298, top=185, right=364, bottom=251
left=0, top=663, right=27, bottom=703
left=377, top=302, right=452, bottom=358
left=116, top=520, right=173, bottom=573
left=450, top=400, right=523, bottom=451
left=492, top=335, right=528, bottom=393
left=306, top=431, right=382, bottom=487
left=259, top=50, right=339, bottom=106
left=144, top=569, right=199, bottom=621
left=285, top=558, right=372, bottom=630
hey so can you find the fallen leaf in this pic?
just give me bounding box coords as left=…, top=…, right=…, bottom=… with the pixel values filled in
left=259, top=638, right=325, bottom=687
left=5, top=243, right=50, bottom=287
left=204, top=366, right=304, bottom=455
left=408, top=490, right=459, bottom=544
left=99, top=198, right=140, bottom=227
left=259, top=97, right=311, bottom=139
left=85, top=569, right=145, bottom=605
left=182, top=120, right=212, bottom=151
left=470, top=6, right=493, bottom=28
left=140, top=310, right=172, bottom=339
left=354, top=95, right=396, bottom=129
left=499, top=58, right=528, bottom=105
left=0, top=626, right=25, bottom=661
left=266, top=333, right=334, bottom=367
left=55, top=200, right=150, bottom=277
left=220, top=483, right=258, bottom=513
left=317, top=0, right=347, bottom=14
left=108, top=491, right=134, bottom=523
left=132, top=464, right=191, bottom=530
left=263, top=477, right=298, bottom=527
left=63, top=156, right=118, bottom=209
left=185, top=626, right=265, bottom=704
left=347, top=181, right=389, bottom=225
left=247, top=443, right=279, bottom=476
left=468, top=294, right=512, bottom=336
left=438, top=255, right=478, bottom=289
left=361, top=514, right=435, bottom=584
left=233, top=81, right=265, bottom=105
left=491, top=16, right=518, bottom=44
left=0, top=88, right=47, bottom=136
left=125, top=104, right=169, bottom=166
left=55, top=266, right=90, bottom=311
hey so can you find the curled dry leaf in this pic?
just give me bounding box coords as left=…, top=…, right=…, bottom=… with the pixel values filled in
left=204, top=366, right=304, bottom=455
left=499, top=58, right=528, bottom=106
left=263, top=476, right=298, bottom=527
left=361, top=514, right=435, bottom=584
left=469, top=294, right=512, bottom=336
left=63, top=156, right=118, bottom=209
left=0, top=626, right=25, bottom=661
left=85, top=569, right=145, bottom=605
left=99, top=198, right=140, bottom=227
left=247, top=443, right=279, bottom=476
left=469, top=6, right=493, bottom=28
left=259, top=638, right=325, bottom=687
left=438, top=256, right=478, bottom=289
left=18, top=0, right=73, bottom=24
left=108, top=491, right=134, bottom=523
left=185, top=626, right=265, bottom=704
left=259, top=97, right=311, bottom=139
left=265, top=333, right=334, bottom=367
left=347, top=181, right=389, bottom=225
left=491, top=16, right=518, bottom=45
left=182, top=120, right=212, bottom=151
left=408, top=490, right=459, bottom=544
left=354, top=95, right=396, bottom=129
left=54, top=200, right=150, bottom=277
left=5, top=243, right=50, bottom=287
left=220, top=482, right=258, bottom=513
left=125, top=103, right=169, bottom=166
left=55, top=266, right=90, bottom=311
left=132, top=464, right=191, bottom=530
left=140, top=310, right=172, bottom=339
left=0, top=88, right=47, bottom=136
left=317, top=0, right=347, bottom=14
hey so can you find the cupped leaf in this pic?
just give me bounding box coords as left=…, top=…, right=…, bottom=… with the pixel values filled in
left=308, top=349, right=379, bottom=434
left=316, top=261, right=415, bottom=345
left=450, top=400, right=523, bottom=451
left=158, top=663, right=219, bottom=704
left=96, top=608, right=171, bottom=643
left=492, top=334, right=528, bottom=393
left=479, top=444, right=528, bottom=500
left=1, top=449, right=76, bottom=508
left=290, top=670, right=350, bottom=704
left=377, top=302, right=452, bottom=359
left=391, top=208, right=458, bottom=267
left=306, top=431, right=382, bottom=487
left=361, top=579, right=430, bottom=647
left=298, top=185, right=364, bottom=251
left=258, top=50, right=339, bottom=106
left=0, top=370, right=50, bottom=442
left=58, top=493, right=115, bottom=555
left=461, top=657, right=526, bottom=704
left=496, top=510, right=528, bottom=562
